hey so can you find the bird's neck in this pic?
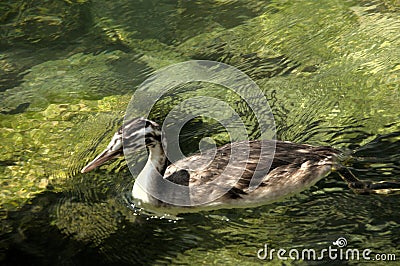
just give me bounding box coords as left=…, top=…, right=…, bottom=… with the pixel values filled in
left=147, top=142, right=169, bottom=176
left=132, top=141, right=169, bottom=204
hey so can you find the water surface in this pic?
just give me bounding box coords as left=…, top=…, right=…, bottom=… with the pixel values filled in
left=1, top=0, right=399, bottom=264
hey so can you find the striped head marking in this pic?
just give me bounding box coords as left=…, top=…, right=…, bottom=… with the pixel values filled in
left=81, top=117, right=161, bottom=173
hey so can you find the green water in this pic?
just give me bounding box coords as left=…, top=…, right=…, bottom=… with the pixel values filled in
left=1, top=0, right=400, bottom=265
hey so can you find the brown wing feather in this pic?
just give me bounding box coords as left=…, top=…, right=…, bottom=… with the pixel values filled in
left=164, top=140, right=340, bottom=201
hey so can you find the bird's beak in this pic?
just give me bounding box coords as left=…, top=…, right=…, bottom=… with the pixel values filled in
left=81, top=130, right=123, bottom=173
left=80, top=148, right=121, bottom=173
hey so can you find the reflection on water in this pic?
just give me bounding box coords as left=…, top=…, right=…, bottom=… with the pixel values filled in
left=1, top=0, right=400, bottom=264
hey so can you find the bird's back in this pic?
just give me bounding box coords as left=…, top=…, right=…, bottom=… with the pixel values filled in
left=163, top=140, right=340, bottom=207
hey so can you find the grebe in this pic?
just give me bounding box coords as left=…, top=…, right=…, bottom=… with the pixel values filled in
left=81, top=117, right=400, bottom=213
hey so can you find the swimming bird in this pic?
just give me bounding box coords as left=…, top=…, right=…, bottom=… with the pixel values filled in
left=81, top=117, right=400, bottom=213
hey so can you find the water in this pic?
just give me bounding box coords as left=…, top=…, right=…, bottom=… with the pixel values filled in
left=1, top=0, right=400, bottom=264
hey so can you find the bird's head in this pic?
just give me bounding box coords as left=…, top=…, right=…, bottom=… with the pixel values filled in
left=80, top=117, right=161, bottom=173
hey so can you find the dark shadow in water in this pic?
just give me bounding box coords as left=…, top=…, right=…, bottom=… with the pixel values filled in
left=0, top=190, right=224, bottom=265
left=0, top=102, right=30, bottom=115
left=350, top=131, right=400, bottom=182
left=191, top=42, right=299, bottom=80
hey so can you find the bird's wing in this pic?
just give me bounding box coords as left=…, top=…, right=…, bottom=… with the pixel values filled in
left=164, top=140, right=273, bottom=187
left=165, top=139, right=339, bottom=179
left=163, top=140, right=340, bottom=203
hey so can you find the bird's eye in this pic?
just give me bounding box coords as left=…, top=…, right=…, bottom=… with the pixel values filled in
left=145, top=120, right=152, bottom=128
left=145, top=137, right=152, bottom=145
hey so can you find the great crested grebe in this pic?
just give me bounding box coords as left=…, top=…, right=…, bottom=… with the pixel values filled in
left=81, top=117, right=400, bottom=213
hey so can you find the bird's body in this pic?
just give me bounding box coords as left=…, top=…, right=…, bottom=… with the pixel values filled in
left=81, top=117, right=400, bottom=214
left=131, top=139, right=339, bottom=213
